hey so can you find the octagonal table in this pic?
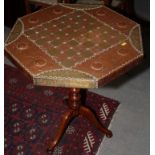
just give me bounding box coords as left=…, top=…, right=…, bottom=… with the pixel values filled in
left=5, top=3, right=143, bottom=153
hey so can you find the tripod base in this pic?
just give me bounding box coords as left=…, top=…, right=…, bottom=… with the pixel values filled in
left=47, top=88, right=112, bottom=153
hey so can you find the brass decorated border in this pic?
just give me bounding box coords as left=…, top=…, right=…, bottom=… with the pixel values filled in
left=5, top=20, right=23, bottom=44
left=130, top=25, right=143, bottom=52
left=33, top=69, right=96, bottom=88
left=61, top=4, right=103, bottom=10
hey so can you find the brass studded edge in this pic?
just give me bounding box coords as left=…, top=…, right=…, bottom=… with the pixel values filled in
left=5, top=19, right=24, bottom=46
left=60, top=3, right=103, bottom=11
left=33, top=68, right=98, bottom=88
left=33, top=76, right=97, bottom=88
left=34, top=68, right=97, bottom=79
left=129, top=24, right=144, bottom=54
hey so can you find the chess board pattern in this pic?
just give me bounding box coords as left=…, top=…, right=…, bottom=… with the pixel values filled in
left=24, top=10, right=126, bottom=68
left=5, top=4, right=143, bottom=88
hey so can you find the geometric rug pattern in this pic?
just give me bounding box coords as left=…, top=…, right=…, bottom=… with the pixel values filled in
left=4, top=65, right=119, bottom=155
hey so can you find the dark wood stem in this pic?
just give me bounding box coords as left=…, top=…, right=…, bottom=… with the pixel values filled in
left=68, top=88, right=81, bottom=110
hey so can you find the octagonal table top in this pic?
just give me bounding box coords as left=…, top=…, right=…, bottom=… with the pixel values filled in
left=5, top=4, right=143, bottom=88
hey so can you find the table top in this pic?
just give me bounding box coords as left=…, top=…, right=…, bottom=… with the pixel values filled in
left=5, top=4, right=143, bottom=88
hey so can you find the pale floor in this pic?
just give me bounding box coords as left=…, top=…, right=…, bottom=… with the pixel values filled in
left=4, top=22, right=150, bottom=155
left=92, top=63, right=150, bottom=155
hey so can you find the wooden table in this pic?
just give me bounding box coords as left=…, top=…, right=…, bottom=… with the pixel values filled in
left=5, top=3, right=143, bottom=153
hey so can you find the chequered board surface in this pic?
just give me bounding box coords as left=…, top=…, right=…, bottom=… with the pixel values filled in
left=5, top=4, right=143, bottom=88
left=24, top=10, right=125, bottom=68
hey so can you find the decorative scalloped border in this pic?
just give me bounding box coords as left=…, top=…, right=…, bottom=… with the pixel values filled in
left=60, top=3, right=103, bottom=11
left=34, top=68, right=98, bottom=87
left=34, top=75, right=96, bottom=82
left=34, top=68, right=97, bottom=83
left=33, top=75, right=98, bottom=88
left=35, top=68, right=97, bottom=78
left=129, top=24, right=144, bottom=54
left=5, top=19, right=24, bottom=46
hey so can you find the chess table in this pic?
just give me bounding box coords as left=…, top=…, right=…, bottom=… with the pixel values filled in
left=5, top=3, right=143, bottom=153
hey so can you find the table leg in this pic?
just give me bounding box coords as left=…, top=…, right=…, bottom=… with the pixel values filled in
left=47, top=88, right=112, bottom=153
left=47, top=110, right=76, bottom=153
left=79, top=106, right=112, bottom=137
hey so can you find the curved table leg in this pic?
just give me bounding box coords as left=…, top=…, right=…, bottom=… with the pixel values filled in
left=47, top=110, right=75, bottom=153
left=47, top=88, right=113, bottom=153
left=79, top=106, right=113, bottom=138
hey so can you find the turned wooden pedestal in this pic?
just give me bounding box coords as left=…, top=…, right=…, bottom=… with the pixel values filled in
left=47, top=88, right=112, bottom=153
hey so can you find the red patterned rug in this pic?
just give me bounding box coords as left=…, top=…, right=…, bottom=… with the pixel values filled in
left=4, top=65, right=119, bottom=155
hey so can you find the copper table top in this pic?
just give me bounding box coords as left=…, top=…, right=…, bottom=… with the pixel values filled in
left=5, top=4, right=143, bottom=88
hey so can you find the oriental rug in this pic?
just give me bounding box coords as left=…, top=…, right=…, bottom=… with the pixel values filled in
left=4, top=65, right=119, bottom=155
